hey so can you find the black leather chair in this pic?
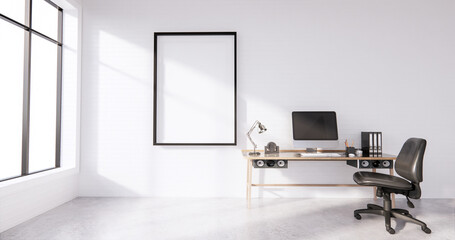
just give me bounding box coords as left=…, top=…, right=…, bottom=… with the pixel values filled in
left=353, top=138, right=431, bottom=234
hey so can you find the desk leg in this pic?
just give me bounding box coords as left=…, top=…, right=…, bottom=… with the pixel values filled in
left=247, top=159, right=252, bottom=209
left=372, top=168, right=377, bottom=200
left=246, top=159, right=249, bottom=199
left=390, top=168, right=396, bottom=208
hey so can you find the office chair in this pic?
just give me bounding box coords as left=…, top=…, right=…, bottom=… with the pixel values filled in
left=353, top=138, right=431, bottom=234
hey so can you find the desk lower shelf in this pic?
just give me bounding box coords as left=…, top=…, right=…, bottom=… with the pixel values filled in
left=243, top=150, right=397, bottom=209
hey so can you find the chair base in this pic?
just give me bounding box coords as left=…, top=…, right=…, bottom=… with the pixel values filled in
left=354, top=195, right=431, bottom=234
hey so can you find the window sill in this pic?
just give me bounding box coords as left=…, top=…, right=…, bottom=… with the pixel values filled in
left=0, top=166, right=78, bottom=192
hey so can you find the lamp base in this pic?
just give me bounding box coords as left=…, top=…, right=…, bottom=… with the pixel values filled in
left=249, top=152, right=261, bottom=156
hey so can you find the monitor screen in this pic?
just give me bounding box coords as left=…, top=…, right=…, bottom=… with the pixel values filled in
left=292, top=111, right=338, bottom=140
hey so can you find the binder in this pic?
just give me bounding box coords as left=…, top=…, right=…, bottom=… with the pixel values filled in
left=361, top=131, right=383, bottom=157
left=361, top=132, right=370, bottom=157
left=373, top=132, right=378, bottom=157
left=370, top=132, right=374, bottom=157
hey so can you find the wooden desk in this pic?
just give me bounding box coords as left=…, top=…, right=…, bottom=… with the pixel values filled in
left=242, top=150, right=397, bottom=208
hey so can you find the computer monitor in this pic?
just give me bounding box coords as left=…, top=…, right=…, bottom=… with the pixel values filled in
left=292, top=111, right=338, bottom=140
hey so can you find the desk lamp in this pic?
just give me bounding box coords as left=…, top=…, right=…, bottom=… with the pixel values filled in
left=247, top=120, right=267, bottom=156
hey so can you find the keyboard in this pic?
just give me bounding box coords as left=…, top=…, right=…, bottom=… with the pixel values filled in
left=299, top=153, right=342, bottom=157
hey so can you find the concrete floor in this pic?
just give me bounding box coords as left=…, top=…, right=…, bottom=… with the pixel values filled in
left=1, top=198, right=454, bottom=240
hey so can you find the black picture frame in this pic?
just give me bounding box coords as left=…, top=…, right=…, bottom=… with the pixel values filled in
left=153, top=32, right=237, bottom=146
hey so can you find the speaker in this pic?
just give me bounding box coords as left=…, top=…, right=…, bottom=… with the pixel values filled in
left=253, top=160, right=288, bottom=168
left=359, top=160, right=393, bottom=169
left=381, top=160, right=392, bottom=168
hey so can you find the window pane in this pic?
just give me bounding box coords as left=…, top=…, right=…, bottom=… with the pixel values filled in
left=32, top=0, right=58, bottom=40
left=0, top=20, right=24, bottom=180
left=29, top=34, right=58, bottom=173
left=0, top=0, right=26, bottom=24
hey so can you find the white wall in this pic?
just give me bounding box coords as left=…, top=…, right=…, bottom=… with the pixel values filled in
left=0, top=170, right=78, bottom=233
left=0, top=0, right=82, bottom=232
left=80, top=0, right=455, bottom=198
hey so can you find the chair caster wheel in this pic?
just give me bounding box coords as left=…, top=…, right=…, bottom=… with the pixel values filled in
left=387, top=228, right=395, bottom=234
left=354, top=213, right=361, bottom=220
left=421, top=226, right=431, bottom=234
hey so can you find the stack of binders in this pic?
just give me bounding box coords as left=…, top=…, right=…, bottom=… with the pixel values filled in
left=361, top=132, right=382, bottom=157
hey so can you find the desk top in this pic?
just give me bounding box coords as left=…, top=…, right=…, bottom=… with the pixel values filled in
left=241, top=150, right=396, bottom=161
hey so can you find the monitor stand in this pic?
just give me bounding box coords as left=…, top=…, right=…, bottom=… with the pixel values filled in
left=306, top=148, right=317, bottom=153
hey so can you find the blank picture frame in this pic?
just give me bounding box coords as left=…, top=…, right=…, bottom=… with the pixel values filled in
left=153, top=32, right=237, bottom=145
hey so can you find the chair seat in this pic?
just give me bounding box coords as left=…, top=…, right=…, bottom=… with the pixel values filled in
left=353, top=171, right=413, bottom=190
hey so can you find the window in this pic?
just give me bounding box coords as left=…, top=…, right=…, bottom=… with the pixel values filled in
left=0, top=0, right=63, bottom=181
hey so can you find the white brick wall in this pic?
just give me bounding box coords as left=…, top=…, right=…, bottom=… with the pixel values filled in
left=0, top=169, right=78, bottom=233
left=79, top=0, right=455, bottom=198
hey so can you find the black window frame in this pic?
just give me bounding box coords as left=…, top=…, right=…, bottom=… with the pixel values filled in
left=0, top=0, right=63, bottom=182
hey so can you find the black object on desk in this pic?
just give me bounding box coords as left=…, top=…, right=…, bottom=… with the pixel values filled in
left=265, top=142, right=279, bottom=154
left=361, top=132, right=383, bottom=157
left=346, top=147, right=356, bottom=155
left=346, top=147, right=357, bottom=167
left=292, top=111, right=338, bottom=140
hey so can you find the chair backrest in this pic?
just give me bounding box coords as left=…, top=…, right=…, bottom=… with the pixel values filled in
left=395, top=138, right=427, bottom=183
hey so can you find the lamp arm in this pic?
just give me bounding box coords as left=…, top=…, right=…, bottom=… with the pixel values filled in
left=246, top=120, right=259, bottom=149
